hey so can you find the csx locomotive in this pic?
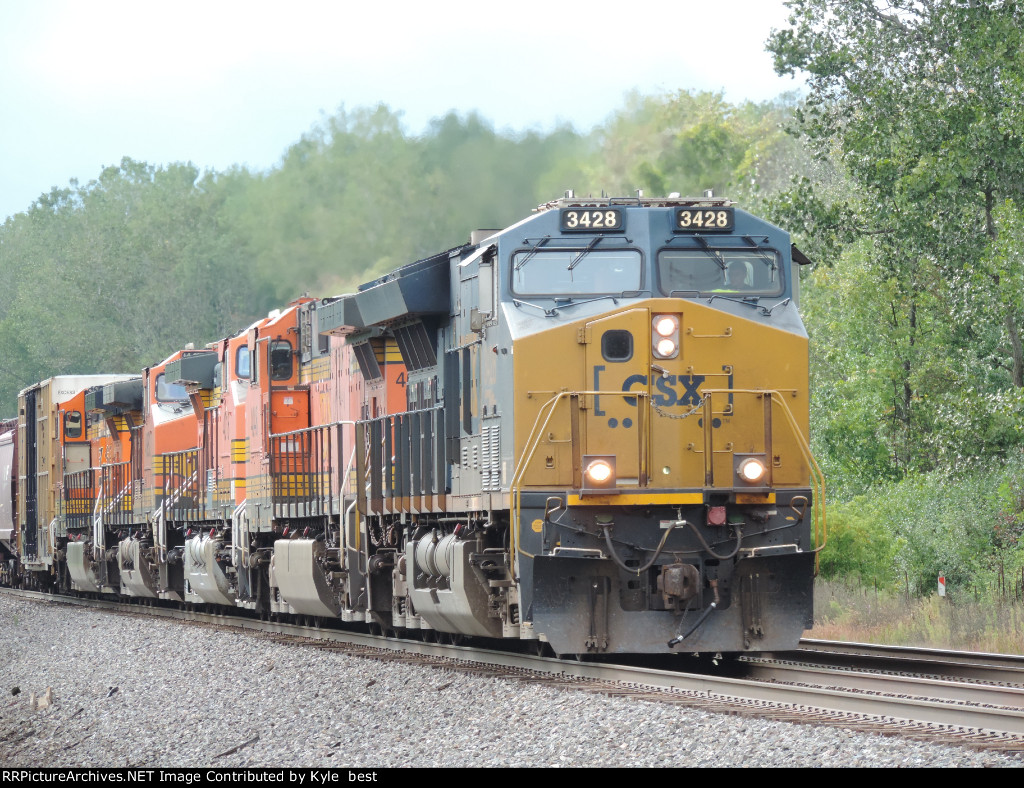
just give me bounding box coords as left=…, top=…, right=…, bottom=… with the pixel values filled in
left=0, top=195, right=823, bottom=655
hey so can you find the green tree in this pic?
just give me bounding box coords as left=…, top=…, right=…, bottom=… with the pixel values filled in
left=0, top=158, right=274, bottom=405
left=768, top=0, right=1024, bottom=476
left=585, top=90, right=810, bottom=201
left=817, top=496, right=898, bottom=585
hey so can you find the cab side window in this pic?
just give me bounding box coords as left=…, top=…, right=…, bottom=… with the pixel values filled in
left=155, top=374, right=188, bottom=403
left=64, top=410, right=83, bottom=439
left=236, top=346, right=250, bottom=380
left=270, top=340, right=293, bottom=381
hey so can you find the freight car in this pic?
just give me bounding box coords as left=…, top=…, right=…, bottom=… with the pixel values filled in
left=2, top=194, right=824, bottom=656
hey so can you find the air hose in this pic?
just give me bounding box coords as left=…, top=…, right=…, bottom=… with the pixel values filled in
left=667, top=578, right=721, bottom=648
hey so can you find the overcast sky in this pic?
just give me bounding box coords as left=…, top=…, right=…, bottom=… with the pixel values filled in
left=0, top=0, right=803, bottom=222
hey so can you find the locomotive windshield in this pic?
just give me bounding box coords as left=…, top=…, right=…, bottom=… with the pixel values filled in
left=657, top=248, right=783, bottom=296
left=512, top=249, right=642, bottom=295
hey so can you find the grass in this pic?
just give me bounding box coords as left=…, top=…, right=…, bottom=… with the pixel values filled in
left=810, top=579, right=1024, bottom=654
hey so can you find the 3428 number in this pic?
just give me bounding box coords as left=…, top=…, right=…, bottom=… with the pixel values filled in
left=675, top=208, right=734, bottom=231
left=561, top=209, right=623, bottom=231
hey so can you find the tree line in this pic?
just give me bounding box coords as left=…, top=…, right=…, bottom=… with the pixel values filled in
left=0, top=94, right=804, bottom=409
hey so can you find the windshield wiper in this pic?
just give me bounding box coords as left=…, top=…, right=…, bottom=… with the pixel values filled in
left=705, top=294, right=792, bottom=317
left=760, top=297, right=791, bottom=316
left=693, top=236, right=728, bottom=270
left=555, top=294, right=621, bottom=310
left=513, top=292, right=632, bottom=317
left=706, top=294, right=761, bottom=310
left=567, top=237, right=602, bottom=271
left=513, top=237, right=552, bottom=270
left=741, top=236, right=779, bottom=279
left=512, top=297, right=557, bottom=317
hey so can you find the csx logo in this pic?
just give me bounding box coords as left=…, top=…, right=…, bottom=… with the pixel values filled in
left=592, top=366, right=707, bottom=414
left=622, top=373, right=705, bottom=407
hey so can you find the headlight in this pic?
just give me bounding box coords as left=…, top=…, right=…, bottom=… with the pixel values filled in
left=652, top=314, right=680, bottom=359
left=737, top=457, right=767, bottom=484
left=653, top=316, right=678, bottom=337
left=582, top=455, right=616, bottom=491
left=655, top=338, right=677, bottom=357
left=585, top=459, right=614, bottom=484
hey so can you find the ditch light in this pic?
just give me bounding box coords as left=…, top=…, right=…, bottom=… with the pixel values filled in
left=582, top=455, right=617, bottom=492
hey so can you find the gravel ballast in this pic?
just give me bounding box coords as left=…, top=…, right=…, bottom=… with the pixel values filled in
left=1, top=594, right=1021, bottom=768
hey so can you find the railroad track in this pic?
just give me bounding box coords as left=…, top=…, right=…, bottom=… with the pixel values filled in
left=6, top=588, right=1024, bottom=754
left=796, top=638, right=1024, bottom=684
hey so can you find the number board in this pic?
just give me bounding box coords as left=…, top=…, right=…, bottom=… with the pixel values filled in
left=674, top=207, right=734, bottom=232
left=560, top=208, right=624, bottom=232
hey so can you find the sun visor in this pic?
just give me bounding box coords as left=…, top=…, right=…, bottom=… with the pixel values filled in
left=354, top=252, right=452, bottom=325
left=791, top=244, right=813, bottom=266
left=317, top=294, right=364, bottom=335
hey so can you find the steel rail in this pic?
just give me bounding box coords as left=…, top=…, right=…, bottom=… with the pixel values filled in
left=796, top=638, right=1024, bottom=685
left=743, top=657, right=1024, bottom=709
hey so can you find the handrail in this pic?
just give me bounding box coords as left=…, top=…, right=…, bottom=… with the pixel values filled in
left=231, top=499, right=247, bottom=569
left=46, top=517, right=58, bottom=563
left=102, top=482, right=133, bottom=517
left=267, top=419, right=355, bottom=517
left=271, top=419, right=356, bottom=439
left=697, top=388, right=827, bottom=558
left=768, top=390, right=828, bottom=557
left=99, top=462, right=133, bottom=520
left=152, top=506, right=166, bottom=563
left=510, top=390, right=649, bottom=566
left=63, top=468, right=95, bottom=529
left=92, top=489, right=103, bottom=557
left=151, top=453, right=199, bottom=562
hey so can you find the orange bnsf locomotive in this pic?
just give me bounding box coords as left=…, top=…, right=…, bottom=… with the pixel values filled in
left=2, top=195, right=823, bottom=656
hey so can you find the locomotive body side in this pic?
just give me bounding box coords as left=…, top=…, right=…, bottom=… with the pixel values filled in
left=65, top=377, right=144, bottom=595
left=209, top=323, right=262, bottom=513
left=243, top=297, right=328, bottom=614
left=15, top=374, right=135, bottom=588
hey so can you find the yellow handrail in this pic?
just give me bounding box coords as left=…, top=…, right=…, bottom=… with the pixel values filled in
left=510, top=390, right=649, bottom=567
